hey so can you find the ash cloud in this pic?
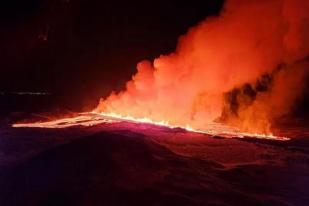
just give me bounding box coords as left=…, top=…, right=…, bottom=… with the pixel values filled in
left=95, top=0, right=309, bottom=134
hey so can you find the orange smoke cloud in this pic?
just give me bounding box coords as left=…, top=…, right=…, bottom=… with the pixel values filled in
left=95, top=0, right=309, bottom=134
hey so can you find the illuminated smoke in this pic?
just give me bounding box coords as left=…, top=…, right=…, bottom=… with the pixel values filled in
left=95, top=0, right=309, bottom=134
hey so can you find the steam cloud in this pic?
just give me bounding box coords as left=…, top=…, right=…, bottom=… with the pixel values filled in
left=95, top=0, right=309, bottom=134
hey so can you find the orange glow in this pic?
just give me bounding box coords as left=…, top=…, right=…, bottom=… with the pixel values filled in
left=12, top=0, right=309, bottom=142
left=95, top=0, right=309, bottom=136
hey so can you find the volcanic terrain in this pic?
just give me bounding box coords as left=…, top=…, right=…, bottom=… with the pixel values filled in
left=1, top=114, right=309, bottom=206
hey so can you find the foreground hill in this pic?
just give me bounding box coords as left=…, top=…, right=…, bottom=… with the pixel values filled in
left=0, top=120, right=309, bottom=206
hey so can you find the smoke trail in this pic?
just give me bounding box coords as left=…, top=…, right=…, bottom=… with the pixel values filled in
left=95, top=0, right=309, bottom=134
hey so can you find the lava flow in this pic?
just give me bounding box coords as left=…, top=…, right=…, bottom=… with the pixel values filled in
left=12, top=112, right=289, bottom=141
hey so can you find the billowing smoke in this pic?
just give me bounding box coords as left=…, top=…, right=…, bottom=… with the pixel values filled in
left=95, top=0, right=309, bottom=134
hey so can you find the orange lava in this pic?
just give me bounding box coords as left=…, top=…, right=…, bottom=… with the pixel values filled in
left=12, top=112, right=289, bottom=141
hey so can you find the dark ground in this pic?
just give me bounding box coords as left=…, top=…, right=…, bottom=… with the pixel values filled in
left=1, top=115, right=309, bottom=206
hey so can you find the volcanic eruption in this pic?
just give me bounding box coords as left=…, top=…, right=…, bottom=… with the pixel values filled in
left=94, top=0, right=309, bottom=135
left=13, top=0, right=309, bottom=140
left=5, top=1, right=309, bottom=205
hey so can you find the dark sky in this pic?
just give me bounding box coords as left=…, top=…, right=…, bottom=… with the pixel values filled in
left=0, top=0, right=224, bottom=110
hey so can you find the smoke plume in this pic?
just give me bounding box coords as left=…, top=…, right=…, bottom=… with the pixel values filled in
left=95, top=0, right=309, bottom=134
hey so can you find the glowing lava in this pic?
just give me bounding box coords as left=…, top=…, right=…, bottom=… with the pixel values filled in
left=12, top=112, right=289, bottom=141
left=97, top=112, right=290, bottom=141
left=12, top=113, right=117, bottom=129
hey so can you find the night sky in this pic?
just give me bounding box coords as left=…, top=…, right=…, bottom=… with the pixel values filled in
left=0, top=0, right=223, bottom=111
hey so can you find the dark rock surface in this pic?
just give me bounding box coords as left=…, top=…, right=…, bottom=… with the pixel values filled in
left=1, top=122, right=309, bottom=206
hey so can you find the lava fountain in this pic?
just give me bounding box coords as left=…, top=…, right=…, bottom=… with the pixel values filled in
left=13, top=0, right=309, bottom=141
